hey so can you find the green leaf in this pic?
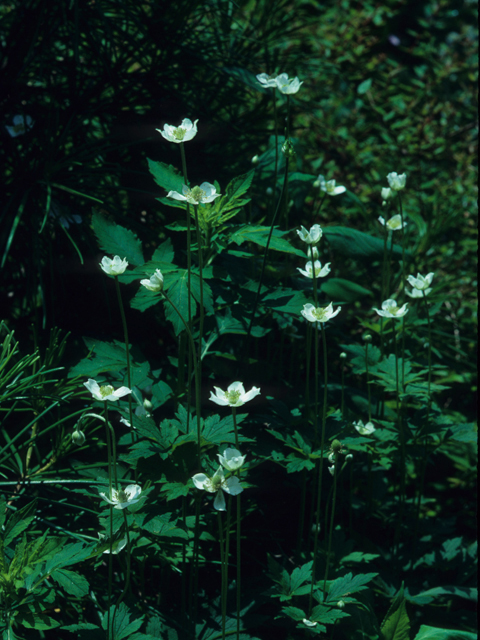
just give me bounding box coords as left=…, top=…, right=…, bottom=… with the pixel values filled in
left=340, top=551, right=380, bottom=564
left=358, top=78, right=372, bottom=94
left=3, top=500, right=37, bottom=547
left=321, top=278, right=373, bottom=302
left=152, top=238, right=175, bottom=263
left=381, top=586, right=410, bottom=640
left=290, top=561, right=313, bottom=595
left=68, top=338, right=127, bottom=378
left=164, top=270, right=196, bottom=336
left=413, top=626, right=477, bottom=640
left=326, top=572, right=378, bottom=602
left=102, top=603, right=143, bottom=640
left=51, top=568, right=89, bottom=597
left=263, top=288, right=310, bottom=315
left=17, top=611, right=61, bottom=630
left=282, top=606, right=306, bottom=621
left=324, top=227, right=403, bottom=259
left=229, top=225, right=305, bottom=256
left=91, top=211, right=144, bottom=266
left=147, top=159, right=184, bottom=193
left=414, top=586, right=477, bottom=602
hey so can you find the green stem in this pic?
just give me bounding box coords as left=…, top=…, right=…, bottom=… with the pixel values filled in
left=323, top=458, right=338, bottom=597
left=245, top=156, right=290, bottom=357
left=193, top=204, right=205, bottom=369
left=218, top=511, right=226, bottom=640
left=103, top=401, right=113, bottom=639
left=162, top=291, right=202, bottom=469
left=114, top=277, right=134, bottom=450
left=309, top=321, right=329, bottom=614
left=236, top=493, right=241, bottom=640
left=365, top=341, right=372, bottom=423
left=392, top=321, right=406, bottom=554
left=116, top=510, right=132, bottom=607
left=180, top=142, right=192, bottom=433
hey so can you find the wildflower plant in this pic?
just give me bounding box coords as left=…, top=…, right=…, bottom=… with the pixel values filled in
left=0, top=7, right=476, bottom=640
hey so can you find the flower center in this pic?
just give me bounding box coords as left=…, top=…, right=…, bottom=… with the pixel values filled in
left=312, top=308, right=326, bottom=321
left=99, top=385, right=114, bottom=398
left=117, top=489, right=128, bottom=502
left=188, top=186, right=206, bottom=202
left=173, top=127, right=186, bottom=140
left=226, top=390, right=241, bottom=404
left=326, top=180, right=335, bottom=193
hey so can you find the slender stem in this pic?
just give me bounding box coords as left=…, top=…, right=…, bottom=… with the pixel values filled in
left=193, top=204, right=205, bottom=369
left=365, top=341, right=372, bottom=423
left=180, top=142, right=192, bottom=433
left=313, top=325, right=319, bottom=445
left=245, top=156, right=290, bottom=357
left=340, top=358, right=345, bottom=418
left=103, top=401, right=113, bottom=639
left=323, top=458, right=338, bottom=597
left=272, top=87, right=278, bottom=203
left=116, top=510, right=132, bottom=607
left=114, top=277, right=134, bottom=449
left=296, top=468, right=307, bottom=559
left=223, top=496, right=232, bottom=638
left=392, top=321, right=406, bottom=554
left=309, top=321, right=329, bottom=614
left=305, top=324, right=312, bottom=425
left=218, top=511, right=226, bottom=640
left=398, top=193, right=406, bottom=301
left=232, top=408, right=239, bottom=449
left=236, top=493, right=241, bottom=640
left=162, top=291, right=202, bottom=469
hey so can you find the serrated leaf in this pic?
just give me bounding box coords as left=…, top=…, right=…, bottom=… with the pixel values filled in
left=51, top=568, right=89, bottom=597
left=163, top=270, right=197, bottom=336
left=152, top=238, right=175, bottom=263
left=413, top=626, right=477, bottom=640
left=102, top=603, right=143, bottom=640
left=68, top=338, right=127, bottom=379
left=147, top=159, right=184, bottom=193
left=321, top=278, right=373, bottom=302
left=340, top=551, right=380, bottom=564
left=3, top=500, right=37, bottom=547
left=290, top=561, right=313, bottom=594
left=92, top=211, right=144, bottom=266
left=281, top=606, right=306, bottom=621
left=324, top=226, right=403, bottom=259
left=326, top=572, right=378, bottom=602
left=381, top=586, right=410, bottom=640
left=229, top=225, right=305, bottom=256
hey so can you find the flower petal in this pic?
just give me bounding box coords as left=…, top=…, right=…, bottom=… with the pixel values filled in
left=214, top=490, right=226, bottom=511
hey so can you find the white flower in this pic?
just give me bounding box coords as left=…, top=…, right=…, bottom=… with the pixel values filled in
left=99, top=484, right=142, bottom=510
left=378, top=214, right=406, bottom=231
left=373, top=299, right=409, bottom=319
left=140, top=269, right=164, bottom=292
left=256, top=73, right=278, bottom=88
left=303, top=619, right=318, bottom=628
left=156, top=118, right=198, bottom=143
left=297, top=260, right=331, bottom=279
left=210, top=381, right=261, bottom=408
left=353, top=420, right=376, bottom=436
left=406, top=287, right=431, bottom=299
left=317, top=174, right=346, bottom=196
left=192, top=467, right=243, bottom=511
left=167, top=182, right=220, bottom=205
left=218, top=448, right=246, bottom=471
left=100, top=255, right=128, bottom=276
left=301, top=302, right=341, bottom=324
left=407, top=272, right=434, bottom=291
left=84, top=379, right=131, bottom=402
left=296, top=224, right=323, bottom=245
left=381, top=187, right=393, bottom=200
left=275, top=73, right=303, bottom=94
left=310, top=246, right=319, bottom=260
left=387, top=172, right=407, bottom=191
left=5, top=115, right=34, bottom=137
left=328, top=465, right=335, bottom=476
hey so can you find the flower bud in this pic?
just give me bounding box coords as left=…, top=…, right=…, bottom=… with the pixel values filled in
left=331, top=439, right=343, bottom=453
left=266, top=187, right=273, bottom=196
left=72, top=429, right=86, bottom=446
left=143, top=399, right=153, bottom=411
left=251, top=155, right=259, bottom=164
left=340, top=352, right=347, bottom=359
left=363, top=334, right=372, bottom=343
left=345, top=454, right=353, bottom=461
left=282, top=139, right=296, bottom=159
left=337, top=600, right=345, bottom=608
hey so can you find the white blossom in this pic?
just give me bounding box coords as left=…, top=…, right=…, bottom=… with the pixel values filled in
left=99, top=484, right=142, bottom=510
left=218, top=448, right=246, bottom=471
left=157, top=118, right=198, bottom=143
left=378, top=214, right=407, bottom=231
left=296, top=224, right=323, bottom=245
left=353, top=420, right=376, bottom=436
left=141, top=269, right=164, bottom=292
left=301, top=302, right=341, bottom=324
left=210, top=381, right=260, bottom=408
left=256, top=73, right=278, bottom=89
left=407, top=272, right=434, bottom=291
left=317, top=174, right=346, bottom=196
left=100, top=256, right=128, bottom=276
left=192, top=467, right=243, bottom=511
left=275, top=73, right=303, bottom=94
left=84, top=379, right=131, bottom=402
left=387, top=172, right=407, bottom=191
left=297, top=260, right=331, bottom=279
left=381, top=187, right=393, bottom=201
left=167, top=182, right=220, bottom=205
left=373, top=299, right=409, bottom=319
